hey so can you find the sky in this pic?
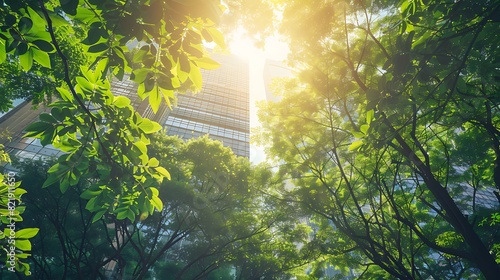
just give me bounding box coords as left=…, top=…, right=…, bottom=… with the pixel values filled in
left=227, top=33, right=290, bottom=164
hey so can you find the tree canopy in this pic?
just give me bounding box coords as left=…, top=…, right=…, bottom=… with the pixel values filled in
left=0, top=0, right=226, bottom=275
left=249, top=0, right=500, bottom=278
left=11, top=134, right=310, bottom=279
left=2, top=0, right=500, bottom=278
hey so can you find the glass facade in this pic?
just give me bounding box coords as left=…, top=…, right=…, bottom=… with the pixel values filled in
left=0, top=74, right=166, bottom=165
left=1, top=54, right=250, bottom=163
left=163, top=53, right=250, bottom=157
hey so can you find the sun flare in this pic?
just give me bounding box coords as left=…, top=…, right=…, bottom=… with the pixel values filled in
left=228, top=28, right=289, bottom=62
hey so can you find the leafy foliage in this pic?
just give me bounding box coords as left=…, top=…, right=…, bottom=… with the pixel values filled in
left=0, top=1, right=225, bottom=220
left=0, top=151, right=38, bottom=276
left=251, top=0, right=500, bottom=278
left=0, top=14, right=88, bottom=112
left=0, top=0, right=226, bottom=274
left=13, top=135, right=309, bottom=279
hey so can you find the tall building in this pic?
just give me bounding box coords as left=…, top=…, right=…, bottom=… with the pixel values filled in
left=163, top=53, right=250, bottom=157
left=0, top=53, right=250, bottom=164
left=0, top=75, right=161, bottom=164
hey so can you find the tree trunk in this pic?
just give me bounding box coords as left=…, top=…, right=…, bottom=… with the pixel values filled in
left=387, top=121, right=500, bottom=279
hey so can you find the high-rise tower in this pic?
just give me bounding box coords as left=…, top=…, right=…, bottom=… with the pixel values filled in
left=0, top=53, right=250, bottom=162
left=163, top=53, right=250, bottom=157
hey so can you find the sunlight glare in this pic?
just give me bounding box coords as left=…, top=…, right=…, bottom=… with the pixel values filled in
left=228, top=28, right=289, bottom=62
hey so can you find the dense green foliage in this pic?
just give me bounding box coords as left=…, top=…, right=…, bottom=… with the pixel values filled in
left=2, top=0, right=500, bottom=278
left=0, top=18, right=88, bottom=112
left=0, top=152, right=38, bottom=276
left=247, top=0, right=500, bottom=278
left=0, top=0, right=225, bottom=275
left=12, top=135, right=309, bottom=279
left=0, top=0, right=225, bottom=227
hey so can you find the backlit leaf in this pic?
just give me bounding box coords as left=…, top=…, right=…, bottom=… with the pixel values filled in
left=194, top=56, right=220, bottom=70
left=155, top=167, right=171, bottom=180
left=15, top=240, right=32, bottom=251
left=348, top=140, right=364, bottom=151
left=56, top=87, right=73, bottom=101
left=189, top=65, right=202, bottom=89
left=16, top=228, right=39, bottom=239
left=139, top=119, right=162, bottom=134
left=114, top=96, right=131, bottom=108
left=206, top=27, right=225, bottom=48
left=150, top=196, right=163, bottom=211
left=19, top=49, right=33, bottom=71
left=32, top=48, right=51, bottom=68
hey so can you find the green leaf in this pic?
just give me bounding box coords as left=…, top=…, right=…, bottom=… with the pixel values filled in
left=32, top=40, right=54, bottom=52
left=48, top=11, right=69, bottom=27
left=19, top=262, right=31, bottom=276
left=39, top=113, right=57, bottom=124
left=150, top=196, right=163, bottom=211
left=48, top=162, right=63, bottom=174
left=18, top=17, right=33, bottom=34
left=133, top=141, right=148, bottom=154
left=161, top=89, right=174, bottom=110
left=0, top=41, right=6, bottom=64
left=360, top=124, right=369, bottom=134
left=348, top=140, right=364, bottom=151
left=76, top=76, right=95, bottom=92
left=24, top=121, right=52, bottom=137
left=116, top=209, right=128, bottom=220
left=60, top=0, right=78, bottom=15
left=352, top=131, right=365, bottom=138
left=149, top=187, right=159, bottom=197
left=94, top=57, right=109, bottom=79
left=15, top=240, right=32, bottom=251
left=206, top=27, right=226, bottom=48
left=51, top=107, right=65, bottom=121
left=112, top=46, right=127, bottom=64
left=40, top=127, right=55, bottom=146
left=15, top=42, right=28, bottom=56
left=56, top=87, right=74, bottom=101
left=16, top=228, right=39, bottom=239
left=19, top=49, right=33, bottom=71
left=32, top=48, right=51, bottom=68
left=366, top=109, right=374, bottom=125
left=412, top=30, right=431, bottom=48
left=26, top=7, right=49, bottom=34
left=131, top=68, right=151, bottom=84
left=5, top=14, right=16, bottom=26
left=75, top=7, right=99, bottom=23
left=127, top=209, right=135, bottom=221
left=83, top=26, right=103, bottom=45
left=194, top=56, right=220, bottom=70
left=85, top=197, right=98, bottom=211
left=139, top=119, right=162, bottom=134
left=148, top=157, right=159, bottom=167
left=179, top=54, right=190, bottom=73
left=113, top=96, right=131, bottom=108
left=155, top=166, right=171, bottom=180
left=15, top=253, right=31, bottom=259
left=59, top=176, right=70, bottom=193
left=88, top=43, right=108, bottom=53
left=189, top=66, right=202, bottom=89
left=201, top=28, right=213, bottom=42
left=42, top=173, right=60, bottom=188
left=80, top=189, right=102, bottom=200
left=149, top=86, right=161, bottom=113
left=91, top=210, right=106, bottom=223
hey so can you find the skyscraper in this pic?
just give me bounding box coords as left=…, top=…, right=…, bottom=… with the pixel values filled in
left=0, top=75, right=161, bottom=163
left=0, top=53, right=250, bottom=163
left=163, top=53, right=250, bottom=157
